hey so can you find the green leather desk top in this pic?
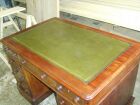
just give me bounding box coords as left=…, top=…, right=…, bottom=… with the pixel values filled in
left=12, top=18, right=130, bottom=83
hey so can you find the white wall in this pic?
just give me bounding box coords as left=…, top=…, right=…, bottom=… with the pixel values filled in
left=60, top=0, right=140, bottom=31
left=93, top=0, right=140, bottom=9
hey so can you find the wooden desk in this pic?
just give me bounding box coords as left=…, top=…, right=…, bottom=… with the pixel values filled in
left=1, top=18, right=140, bottom=105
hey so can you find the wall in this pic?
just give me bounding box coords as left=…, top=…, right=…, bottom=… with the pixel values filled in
left=60, top=0, right=140, bottom=31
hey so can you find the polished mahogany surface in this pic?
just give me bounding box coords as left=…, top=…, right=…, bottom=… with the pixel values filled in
left=2, top=18, right=140, bottom=105
left=12, top=18, right=130, bottom=83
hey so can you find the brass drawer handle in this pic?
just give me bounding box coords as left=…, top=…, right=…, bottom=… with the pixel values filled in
left=40, top=74, right=47, bottom=79
left=12, top=53, right=17, bottom=57
left=60, top=100, right=65, bottom=105
left=4, top=47, right=9, bottom=51
left=74, top=96, right=80, bottom=103
left=21, top=60, right=26, bottom=64
left=7, top=49, right=12, bottom=54
left=13, top=66, right=21, bottom=74
left=9, top=60, right=13, bottom=63
left=57, top=85, right=63, bottom=91
left=67, top=89, right=71, bottom=93
left=19, top=76, right=25, bottom=82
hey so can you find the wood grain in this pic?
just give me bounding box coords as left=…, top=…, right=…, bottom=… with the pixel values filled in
left=1, top=18, right=140, bottom=105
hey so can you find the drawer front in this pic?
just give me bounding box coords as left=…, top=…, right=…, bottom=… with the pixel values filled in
left=4, top=46, right=19, bottom=62
left=55, top=85, right=85, bottom=105
left=19, top=57, right=85, bottom=105
left=9, top=59, right=21, bottom=75
left=17, top=80, right=32, bottom=97
left=9, top=59, right=32, bottom=97
left=4, top=45, right=85, bottom=105
left=57, top=94, right=73, bottom=105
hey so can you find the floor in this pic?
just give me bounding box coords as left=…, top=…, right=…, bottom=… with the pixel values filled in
left=0, top=12, right=140, bottom=105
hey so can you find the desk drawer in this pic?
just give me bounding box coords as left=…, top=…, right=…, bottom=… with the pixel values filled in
left=19, top=57, right=85, bottom=105
left=57, top=94, right=73, bottom=105
left=56, top=86, right=85, bottom=105
left=9, top=59, right=32, bottom=97
left=9, top=59, right=21, bottom=75
left=19, top=57, right=58, bottom=91
left=4, top=46, right=19, bottom=62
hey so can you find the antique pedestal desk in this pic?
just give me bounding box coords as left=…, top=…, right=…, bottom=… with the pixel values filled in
left=1, top=18, right=140, bottom=105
